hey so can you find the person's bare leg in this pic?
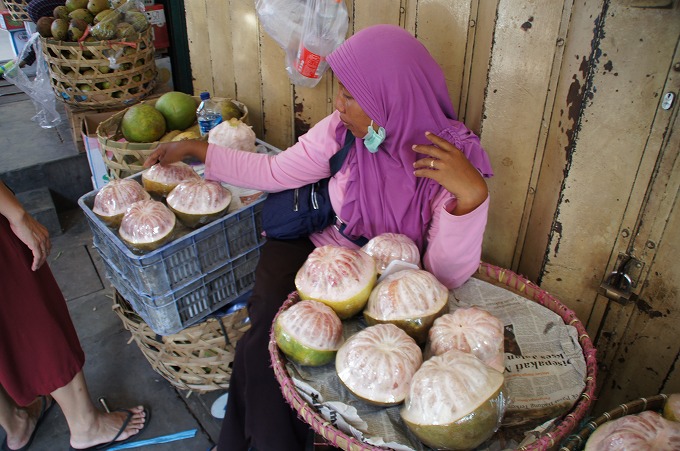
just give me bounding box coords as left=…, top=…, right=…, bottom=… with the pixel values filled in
left=51, top=371, right=147, bottom=450
left=0, top=385, right=51, bottom=450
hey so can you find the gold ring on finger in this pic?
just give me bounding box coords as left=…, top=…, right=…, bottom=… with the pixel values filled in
left=430, top=159, right=435, bottom=169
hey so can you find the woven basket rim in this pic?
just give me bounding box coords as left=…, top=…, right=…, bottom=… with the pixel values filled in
left=558, top=394, right=668, bottom=451
left=268, top=261, right=599, bottom=451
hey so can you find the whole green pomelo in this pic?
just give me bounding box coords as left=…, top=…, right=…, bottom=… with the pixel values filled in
left=221, top=101, right=242, bottom=121
left=36, top=17, right=54, bottom=38
left=51, top=19, right=69, bottom=41
left=87, top=0, right=109, bottom=15
left=154, top=92, right=198, bottom=131
left=121, top=104, right=167, bottom=143
left=68, top=8, right=94, bottom=24
left=65, top=0, right=88, bottom=12
left=53, top=5, right=69, bottom=20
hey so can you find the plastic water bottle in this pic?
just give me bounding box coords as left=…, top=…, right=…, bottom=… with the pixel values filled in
left=196, top=92, right=223, bottom=137
left=287, top=0, right=348, bottom=88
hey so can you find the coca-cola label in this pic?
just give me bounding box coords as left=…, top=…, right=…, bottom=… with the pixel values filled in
left=296, top=47, right=322, bottom=79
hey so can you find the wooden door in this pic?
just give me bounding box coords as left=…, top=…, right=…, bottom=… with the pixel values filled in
left=514, top=0, right=680, bottom=413
left=591, top=57, right=680, bottom=414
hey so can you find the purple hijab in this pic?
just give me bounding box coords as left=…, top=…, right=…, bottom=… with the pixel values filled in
left=326, top=24, right=493, bottom=250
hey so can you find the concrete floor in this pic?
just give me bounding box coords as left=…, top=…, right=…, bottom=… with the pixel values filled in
left=1, top=73, right=225, bottom=451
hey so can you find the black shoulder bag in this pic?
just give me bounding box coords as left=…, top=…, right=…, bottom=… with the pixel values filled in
left=262, top=132, right=362, bottom=242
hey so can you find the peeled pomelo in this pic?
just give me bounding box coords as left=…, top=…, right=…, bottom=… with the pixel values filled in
left=295, top=245, right=377, bottom=319
left=274, top=300, right=344, bottom=366
left=401, top=349, right=505, bottom=450
left=121, top=104, right=167, bottom=143
left=142, top=162, right=201, bottom=197
left=363, top=269, right=449, bottom=344
left=119, top=199, right=176, bottom=252
left=361, top=233, right=421, bottom=274
left=92, top=178, right=150, bottom=227
left=208, top=118, right=257, bottom=152
left=584, top=410, right=680, bottom=451
left=166, top=179, right=232, bottom=228
left=336, top=323, right=422, bottom=406
left=664, top=393, right=680, bottom=423
left=427, top=306, right=505, bottom=373
left=154, top=91, right=198, bottom=131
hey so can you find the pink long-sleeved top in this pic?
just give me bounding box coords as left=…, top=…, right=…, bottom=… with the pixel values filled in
left=205, top=111, right=489, bottom=289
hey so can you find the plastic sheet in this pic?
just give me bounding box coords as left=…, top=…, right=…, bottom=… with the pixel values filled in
left=425, top=306, right=506, bottom=373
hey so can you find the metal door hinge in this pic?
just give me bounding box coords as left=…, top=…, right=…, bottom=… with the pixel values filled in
left=598, top=253, right=645, bottom=305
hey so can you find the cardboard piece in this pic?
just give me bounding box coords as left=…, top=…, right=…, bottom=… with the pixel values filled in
left=65, top=104, right=121, bottom=153
left=81, top=110, right=123, bottom=189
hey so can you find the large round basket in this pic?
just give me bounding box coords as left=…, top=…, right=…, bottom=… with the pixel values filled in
left=96, top=96, right=249, bottom=178
left=559, top=394, right=669, bottom=450
left=268, top=261, right=598, bottom=451
left=40, top=27, right=156, bottom=109
left=112, top=290, right=250, bottom=393
left=2, top=0, right=30, bottom=22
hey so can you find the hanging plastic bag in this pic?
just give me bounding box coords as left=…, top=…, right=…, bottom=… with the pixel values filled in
left=287, top=0, right=348, bottom=87
left=255, top=0, right=307, bottom=51
left=2, top=33, right=62, bottom=129
left=256, top=0, right=349, bottom=88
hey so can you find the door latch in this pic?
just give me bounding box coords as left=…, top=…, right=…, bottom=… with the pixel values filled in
left=599, top=254, right=644, bottom=305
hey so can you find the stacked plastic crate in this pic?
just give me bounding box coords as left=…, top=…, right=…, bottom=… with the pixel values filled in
left=78, top=175, right=267, bottom=335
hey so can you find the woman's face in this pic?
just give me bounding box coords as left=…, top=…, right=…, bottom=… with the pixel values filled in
left=335, top=82, right=375, bottom=138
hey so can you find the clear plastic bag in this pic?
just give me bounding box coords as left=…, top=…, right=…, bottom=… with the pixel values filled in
left=2, top=33, right=62, bottom=129
left=256, top=0, right=349, bottom=88
left=255, top=0, right=307, bottom=51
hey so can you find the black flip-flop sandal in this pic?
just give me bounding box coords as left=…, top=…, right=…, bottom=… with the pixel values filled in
left=1, top=396, right=54, bottom=451
left=68, top=407, right=151, bottom=451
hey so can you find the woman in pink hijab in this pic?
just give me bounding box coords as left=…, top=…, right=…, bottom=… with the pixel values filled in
left=147, top=24, right=492, bottom=451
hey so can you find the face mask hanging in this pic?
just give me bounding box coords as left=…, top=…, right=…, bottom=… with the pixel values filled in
left=363, top=120, right=385, bottom=153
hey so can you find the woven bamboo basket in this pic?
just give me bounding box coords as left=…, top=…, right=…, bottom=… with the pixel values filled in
left=269, top=261, right=598, bottom=451
left=96, top=96, right=249, bottom=178
left=112, top=290, right=251, bottom=393
left=559, top=394, right=670, bottom=450
left=2, top=0, right=30, bottom=22
left=40, top=27, right=157, bottom=109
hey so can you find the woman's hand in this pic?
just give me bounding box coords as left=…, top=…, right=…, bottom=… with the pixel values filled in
left=1, top=182, right=51, bottom=270
left=143, top=140, right=209, bottom=168
left=413, top=132, right=488, bottom=215
left=10, top=211, right=51, bottom=271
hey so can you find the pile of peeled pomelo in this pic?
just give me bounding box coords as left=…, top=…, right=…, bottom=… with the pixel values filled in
left=120, top=91, right=244, bottom=144
left=273, top=236, right=508, bottom=450
left=92, top=164, right=234, bottom=253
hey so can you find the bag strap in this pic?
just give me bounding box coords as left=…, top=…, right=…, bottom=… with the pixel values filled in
left=328, top=132, right=369, bottom=247
left=329, top=131, right=356, bottom=176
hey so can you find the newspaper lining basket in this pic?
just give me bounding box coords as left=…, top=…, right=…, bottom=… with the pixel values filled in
left=268, top=261, right=598, bottom=451
left=112, top=290, right=251, bottom=393
left=559, top=394, right=669, bottom=450
left=96, top=96, right=249, bottom=178
left=40, top=27, right=157, bottom=109
left=2, top=0, right=30, bottom=22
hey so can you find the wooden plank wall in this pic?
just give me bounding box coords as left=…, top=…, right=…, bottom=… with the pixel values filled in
left=182, top=0, right=680, bottom=411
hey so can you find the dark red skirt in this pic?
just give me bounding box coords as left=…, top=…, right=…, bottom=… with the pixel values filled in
left=0, top=214, right=84, bottom=406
